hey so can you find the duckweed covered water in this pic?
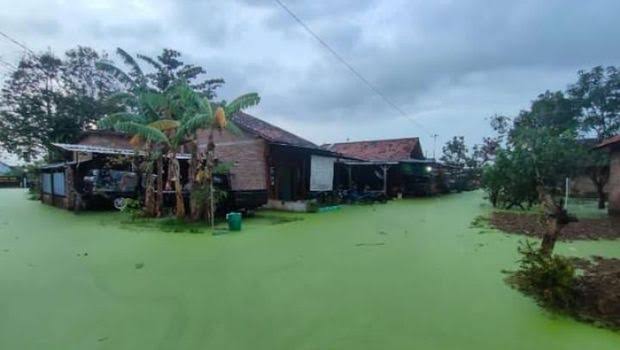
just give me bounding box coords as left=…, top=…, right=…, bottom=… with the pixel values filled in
left=1, top=189, right=619, bottom=349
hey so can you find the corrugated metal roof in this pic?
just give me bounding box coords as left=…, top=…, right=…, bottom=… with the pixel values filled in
left=39, top=161, right=78, bottom=170
left=52, top=143, right=191, bottom=159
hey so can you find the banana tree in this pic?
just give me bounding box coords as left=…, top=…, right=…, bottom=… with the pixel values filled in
left=99, top=85, right=185, bottom=216
left=163, top=82, right=259, bottom=225
left=98, top=109, right=171, bottom=216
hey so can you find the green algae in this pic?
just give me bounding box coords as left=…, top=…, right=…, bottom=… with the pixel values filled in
left=0, top=189, right=619, bottom=349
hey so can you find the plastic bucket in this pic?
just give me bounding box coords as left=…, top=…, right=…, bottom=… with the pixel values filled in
left=226, top=212, right=242, bottom=231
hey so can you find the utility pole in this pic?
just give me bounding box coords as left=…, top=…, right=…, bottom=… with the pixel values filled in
left=432, top=134, right=438, bottom=160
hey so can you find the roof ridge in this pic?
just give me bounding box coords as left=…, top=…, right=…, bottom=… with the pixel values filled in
left=232, top=111, right=318, bottom=149
left=328, top=137, right=420, bottom=145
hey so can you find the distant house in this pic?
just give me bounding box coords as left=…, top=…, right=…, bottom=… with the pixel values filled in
left=41, top=112, right=341, bottom=211
left=0, top=160, right=21, bottom=188
left=0, top=161, right=13, bottom=175
left=323, top=137, right=434, bottom=196
left=570, top=138, right=610, bottom=198
left=595, top=135, right=620, bottom=216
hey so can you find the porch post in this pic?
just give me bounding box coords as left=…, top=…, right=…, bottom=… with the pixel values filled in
left=347, top=165, right=353, bottom=190
left=381, top=165, right=389, bottom=195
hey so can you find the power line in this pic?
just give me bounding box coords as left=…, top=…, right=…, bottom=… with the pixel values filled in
left=0, top=30, right=36, bottom=56
left=0, top=57, right=17, bottom=70
left=273, top=0, right=433, bottom=136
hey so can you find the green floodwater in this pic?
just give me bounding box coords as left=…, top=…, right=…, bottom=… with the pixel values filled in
left=0, top=189, right=619, bottom=349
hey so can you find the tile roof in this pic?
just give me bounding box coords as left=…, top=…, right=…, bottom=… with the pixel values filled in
left=595, top=135, right=620, bottom=149
left=83, top=114, right=320, bottom=151
left=231, top=112, right=319, bottom=149
left=322, top=137, right=424, bottom=161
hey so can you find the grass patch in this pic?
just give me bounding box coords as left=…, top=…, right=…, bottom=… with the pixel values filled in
left=121, top=216, right=225, bottom=234
left=470, top=215, right=490, bottom=228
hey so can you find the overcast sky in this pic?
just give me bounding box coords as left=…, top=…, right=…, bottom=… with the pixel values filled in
left=1, top=0, right=620, bottom=164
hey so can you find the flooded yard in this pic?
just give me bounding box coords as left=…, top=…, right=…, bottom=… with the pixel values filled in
left=1, top=188, right=619, bottom=349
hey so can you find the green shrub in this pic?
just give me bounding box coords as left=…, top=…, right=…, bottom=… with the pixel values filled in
left=307, top=201, right=320, bottom=213
left=27, top=187, right=39, bottom=201
left=470, top=215, right=489, bottom=228
left=121, top=198, right=144, bottom=221
left=510, top=241, right=576, bottom=309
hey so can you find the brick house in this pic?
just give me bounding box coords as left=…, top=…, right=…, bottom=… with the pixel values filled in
left=595, top=135, right=620, bottom=216
left=201, top=112, right=341, bottom=210
left=42, top=112, right=341, bottom=211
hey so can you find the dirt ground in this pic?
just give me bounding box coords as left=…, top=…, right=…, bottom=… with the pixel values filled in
left=572, top=257, right=620, bottom=330
left=490, top=212, right=620, bottom=241
left=490, top=210, right=620, bottom=330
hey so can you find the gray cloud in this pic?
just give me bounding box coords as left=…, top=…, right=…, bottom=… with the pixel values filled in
left=1, top=0, right=620, bottom=161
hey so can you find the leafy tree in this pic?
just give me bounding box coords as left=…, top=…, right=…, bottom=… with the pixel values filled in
left=97, top=48, right=224, bottom=98
left=441, top=136, right=488, bottom=190
left=201, top=95, right=259, bottom=227
left=441, top=136, right=469, bottom=168
left=511, top=91, right=579, bottom=135
left=99, top=79, right=260, bottom=223
left=481, top=149, right=538, bottom=209
left=138, top=49, right=224, bottom=98
left=568, top=66, right=620, bottom=208
left=481, top=91, right=583, bottom=254
left=0, top=48, right=120, bottom=161
left=97, top=90, right=171, bottom=217
left=512, top=126, right=581, bottom=254
left=568, top=66, right=620, bottom=140
left=165, top=83, right=260, bottom=225
left=99, top=86, right=196, bottom=219
left=96, top=48, right=226, bottom=217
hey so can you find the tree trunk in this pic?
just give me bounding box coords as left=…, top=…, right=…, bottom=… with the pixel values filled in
left=540, top=216, right=561, bottom=255
left=142, top=152, right=156, bottom=217
left=589, top=166, right=609, bottom=210
left=206, top=129, right=216, bottom=229
left=190, top=191, right=203, bottom=221
left=170, top=155, right=185, bottom=220
left=188, top=141, right=201, bottom=222
left=536, top=185, right=570, bottom=255
left=596, top=183, right=606, bottom=209
left=144, top=167, right=156, bottom=217
left=156, top=156, right=164, bottom=217
left=188, top=141, right=197, bottom=187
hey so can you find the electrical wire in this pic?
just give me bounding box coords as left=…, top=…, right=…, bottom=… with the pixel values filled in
left=273, top=0, right=434, bottom=137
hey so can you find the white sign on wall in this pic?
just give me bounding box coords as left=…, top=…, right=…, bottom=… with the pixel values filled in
left=310, top=155, right=335, bottom=191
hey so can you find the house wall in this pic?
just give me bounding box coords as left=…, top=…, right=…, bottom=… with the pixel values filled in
left=570, top=174, right=609, bottom=198
left=195, top=129, right=268, bottom=192
left=40, top=167, right=74, bottom=210
left=77, top=130, right=269, bottom=192
left=609, top=146, right=620, bottom=216
left=267, top=145, right=313, bottom=201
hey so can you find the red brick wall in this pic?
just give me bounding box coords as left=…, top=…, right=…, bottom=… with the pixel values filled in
left=609, top=148, right=620, bottom=216
left=76, top=130, right=268, bottom=192
left=196, top=129, right=267, bottom=191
